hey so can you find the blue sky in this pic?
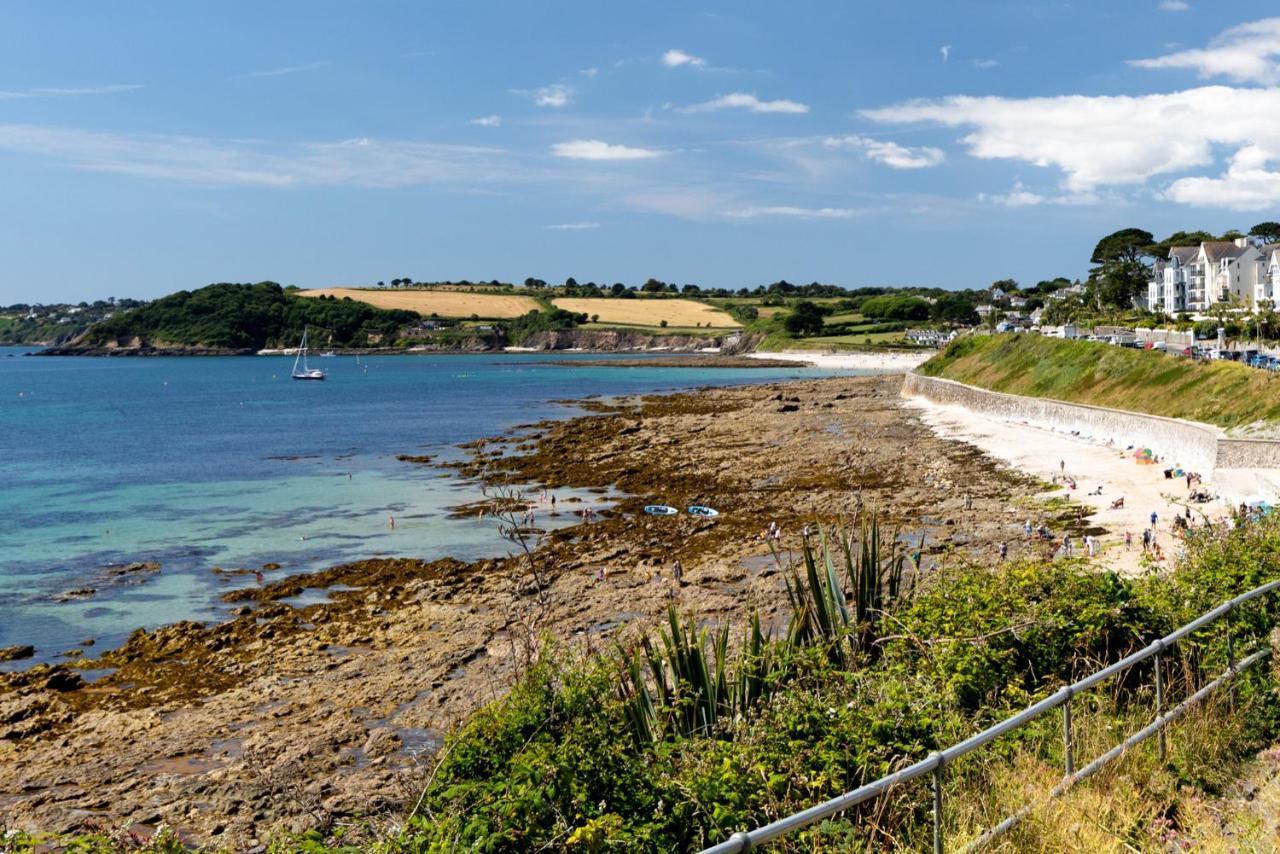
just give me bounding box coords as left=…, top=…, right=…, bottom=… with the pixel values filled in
left=4, top=1, right=1280, bottom=303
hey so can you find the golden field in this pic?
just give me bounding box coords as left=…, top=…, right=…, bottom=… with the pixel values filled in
left=297, top=288, right=541, bottom=318
left=552, top=298, right=739, bottom=328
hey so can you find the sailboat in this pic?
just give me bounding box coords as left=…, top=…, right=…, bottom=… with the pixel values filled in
left=292, top=326, right=327, bottom=381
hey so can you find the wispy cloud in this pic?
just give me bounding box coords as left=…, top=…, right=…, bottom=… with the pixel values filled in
left=663, top=49, right=706, bottom=68
left=725, top=205, right=856, bottom=219
left=940, top=45, right=951, bottom=62
left=237, top=61, right=328, bottom=79
left=468, top=115, right=501, bottom=127
left=976, top=181, right=1100, bottom=207
left=822, top=135, right=945, bottom=169
left=0, top=123, right=529, bottom=189
left=678, top=92, right=809, bottom=114
left=1159, top=0, right=1190, bottom=11
left=544, top=221, right=600, bottom=230
left=0, top=84, right=144, bottom=101
left=972, top=58, right=1000, bottom=69
left=551, top=139, right=662, bottom=160
left=1131, top=17, right=1280, bottom=83
left=518, top=84, right=573, bottom=108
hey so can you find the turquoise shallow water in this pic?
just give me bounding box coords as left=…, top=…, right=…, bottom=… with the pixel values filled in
left=0, top=348, right=849, bottom=666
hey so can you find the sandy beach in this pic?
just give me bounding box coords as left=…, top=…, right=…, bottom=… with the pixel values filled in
left=903, top=394, right=1249, bottom=575
left=748, top=349, right=934, bottom=371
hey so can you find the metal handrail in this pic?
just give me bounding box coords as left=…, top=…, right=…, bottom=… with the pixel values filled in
left=702, top=578, right=1280, bottom=854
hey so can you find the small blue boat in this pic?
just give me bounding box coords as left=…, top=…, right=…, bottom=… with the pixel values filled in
left=687, top=505, right=719, bottom=518
left=644, top=505, right=678, bottom=516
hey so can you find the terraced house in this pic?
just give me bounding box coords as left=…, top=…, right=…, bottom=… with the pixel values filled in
left=1146, top=238, right=1280, bottom=314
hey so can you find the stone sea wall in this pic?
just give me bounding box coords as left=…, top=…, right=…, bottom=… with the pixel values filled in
left=904, top=373, right=1280, bottom=474
left=903, top=373, right=1230, bottom=473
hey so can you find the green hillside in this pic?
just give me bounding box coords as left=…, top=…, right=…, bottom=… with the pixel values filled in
left=919, top=334, right=1280, bottom=430
left=78, top=282, right=417, bottom=350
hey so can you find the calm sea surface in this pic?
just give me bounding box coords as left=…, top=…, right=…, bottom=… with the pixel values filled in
left=0, top=348, right=850, bottom=666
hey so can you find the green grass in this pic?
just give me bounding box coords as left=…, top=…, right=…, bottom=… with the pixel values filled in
left=758, top=331, right=922, bottom=351
left=920, top=334, right=1280, bottom=430
left=823, top=312, right=865, bottom=325
left=578, top=322, right=723, bottom=336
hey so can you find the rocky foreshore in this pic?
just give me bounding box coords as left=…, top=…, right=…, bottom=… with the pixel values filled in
left=0, top=374, right=1058, bottom=847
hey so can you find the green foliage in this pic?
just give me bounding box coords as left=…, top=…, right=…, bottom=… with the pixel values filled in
left=79, top=283, right=417, bottom=350
left=385, top=505, right=1280, bottom=851
left=920, top=333, right=1280, bottom=429
left=783, top=301, right=826, bottom=336
left=1090, top=227, right=1155, bottom=264
left=1249, top=221, right=1280, bottom=244
left=859, top=295, right=931, bottom=321
left=505, top=308, right=587, bottom=343
left=930, top=293, right=979, bottom=325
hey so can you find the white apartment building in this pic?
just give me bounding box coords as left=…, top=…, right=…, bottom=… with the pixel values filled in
left=1147, top=238, right=1265, bottom=315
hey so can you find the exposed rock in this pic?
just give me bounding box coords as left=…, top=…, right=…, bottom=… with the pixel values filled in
left=0, top=644, right=35, bottom=662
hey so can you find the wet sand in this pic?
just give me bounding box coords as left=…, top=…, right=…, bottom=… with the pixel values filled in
left=0, top=375, right=1057, bottom=847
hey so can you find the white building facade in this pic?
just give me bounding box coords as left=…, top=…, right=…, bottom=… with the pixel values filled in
left=1147, top=238, right=1265, bottom=315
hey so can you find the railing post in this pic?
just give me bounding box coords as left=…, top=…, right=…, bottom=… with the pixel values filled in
left=1153, top=639, right=1166, bottom=762
left=931, top=752, right=945, bottom=854
left=1061, top=687, right=1074, bottom=777
left=1225, top=603, right=1237, bottom=710
left=726, top=831, right=751, bottom=852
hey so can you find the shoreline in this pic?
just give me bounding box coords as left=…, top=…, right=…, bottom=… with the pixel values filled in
left=903, top=394, right=1262, bottom=575
left=747, top=349, right=934, bottom=371
left=0, top=374, right=1055, bottom=845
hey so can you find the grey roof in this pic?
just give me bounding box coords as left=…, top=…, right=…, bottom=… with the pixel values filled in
left=1167, top=246, right=1198, bottom=264
left=1202, top=241, right=1248, bottom=263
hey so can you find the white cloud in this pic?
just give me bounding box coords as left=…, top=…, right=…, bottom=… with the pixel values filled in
left=1131, top=18, right=1280, bottom=83
left=972, top=58, right=1000, bottom=69
left=862, top=85, right=1280, bottom=208
left=1159, top=0, right=1190, bottom=11
left=663, top=49, right=706, bottom=68
left=0, top=84, right=144, bottom=100
left=524, top=84, right=572, bottom=108
left=725, top=205, right=856, bottom=219
left=581, top=67, right=599, bottom=78
left=940, top=45, right=951, bottom=62
left=468, top=115, right=501, bottom=127
left=238, top=61, right=328, bottom=79
left=544, top=221, right=601, bottom=230
left=551, top=139, right=662, bottom=160
left=0, top=123, right=527, bottom=189
left=822, top=135, right=945, bottom=169
left=976, top=181, right=1101, bottom=207
left=679, top=92, right=809, bottom=114
left=1165, top=144, right=1280, bottom=206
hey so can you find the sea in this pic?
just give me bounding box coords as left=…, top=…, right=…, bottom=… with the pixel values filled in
left=0, top=347, right=850, bottom=668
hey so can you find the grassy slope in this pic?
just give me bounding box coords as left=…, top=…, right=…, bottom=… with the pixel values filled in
left=920, top=334, right=1280, bottom=430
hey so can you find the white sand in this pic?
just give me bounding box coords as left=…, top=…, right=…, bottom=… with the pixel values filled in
left=748, top=350, right=933, bottom=371
left=903, top=395, right=1252, bottom=576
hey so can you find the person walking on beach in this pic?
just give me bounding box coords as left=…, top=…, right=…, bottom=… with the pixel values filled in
left=1150, top=510, right=1158, bottom=529
left=1142, top=528, right=1151, bottom=552
left=963, top=492, right=973, bottom=511
left=388, top=515, right=395, bottom=530
left=672, top=559, right=683, bottom=585
left=998, top=542, right=1008, bottom=562
left=1024, top=519, right=1033, bottom=540
left=1060, top=460, right=1065, bottom=474
left=1125, top=531, right=1132, bottom=551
